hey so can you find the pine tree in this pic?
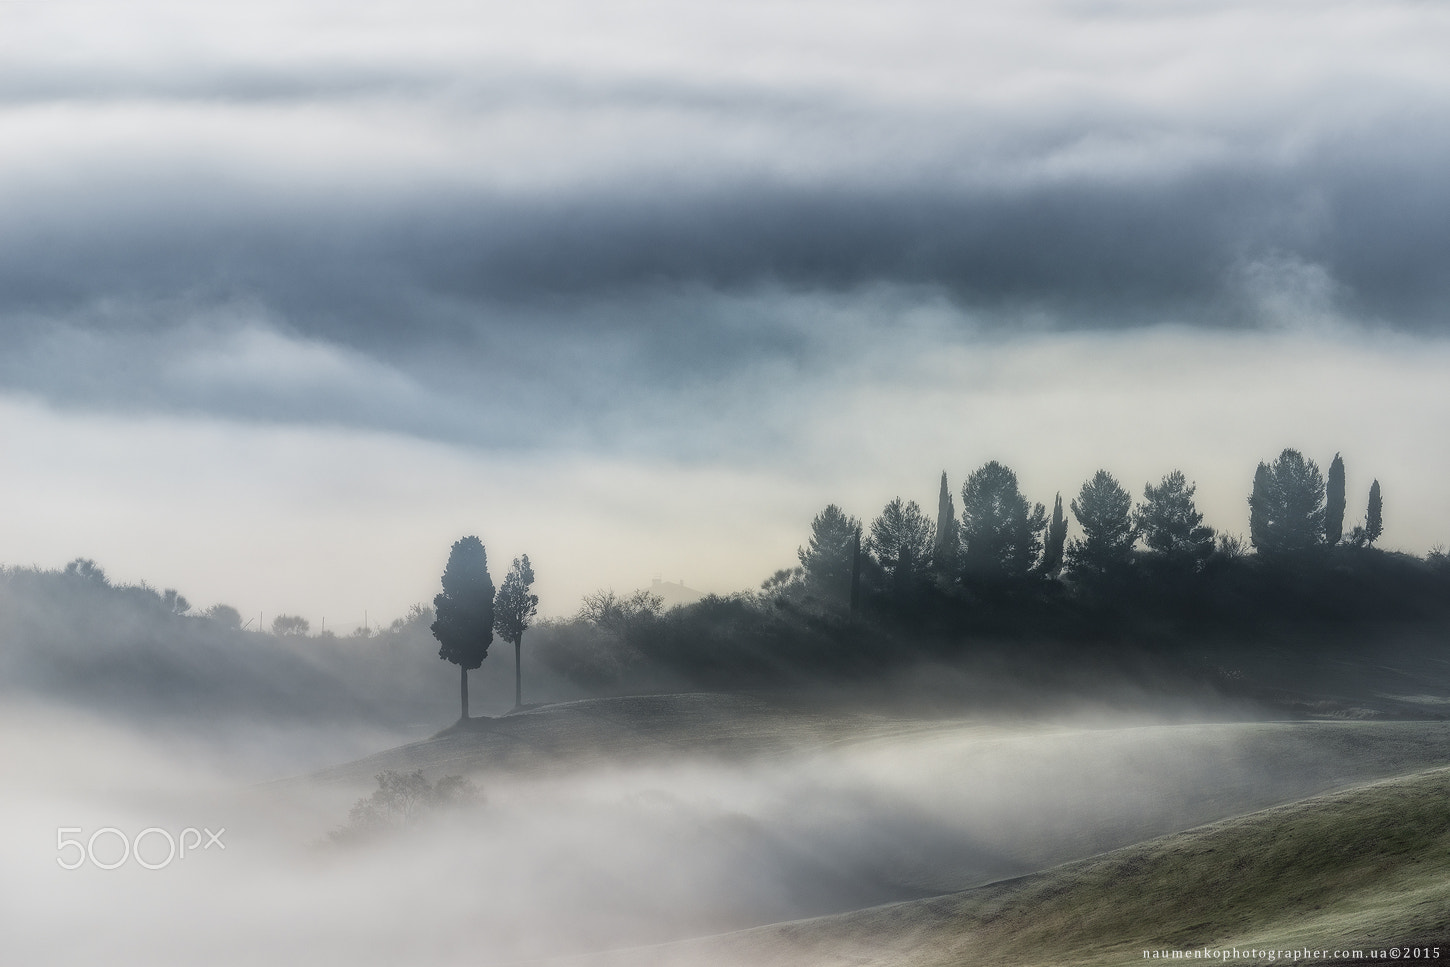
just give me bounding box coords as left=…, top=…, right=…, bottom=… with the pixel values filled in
left=932, top=471, right=958, bottom=579
left=1325, top=453, right=1346, bottom=546
left=1066, top=470, right=1137, bottom=581
left=798, top=504, right=860, bottom=605
left=1247, top=449, right=1325, bottom=555
left=1136, top=470, right=1215, bottom=569
left=431, top=536, right=495, bottom=720
left=494, top=555, right=539, bottom=709
left=1365, top=479, right=1383, bottom=546
left=868, top=497, right=934, bottom=589
left=959, top=461, right=1047, bottom=580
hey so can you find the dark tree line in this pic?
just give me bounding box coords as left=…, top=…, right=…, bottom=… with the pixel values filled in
left=790, top=448, right=1395, bottom=609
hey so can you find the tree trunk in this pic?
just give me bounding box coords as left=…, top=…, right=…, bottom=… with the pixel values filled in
left=514, top=636, right=523, bottom=709
left=460, top=664, right=469, bottom=720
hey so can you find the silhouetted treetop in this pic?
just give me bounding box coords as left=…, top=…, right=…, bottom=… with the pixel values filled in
left=1248, top=449, right=1326, bottom=555
left=932, top=471, right=958, bottom=579
left=1366, top=479, right=1384, bottom=546
left=1067, top=470, right=1137, bottom=581
left=495, top=554, right=539, bottom=708
left=1136, top=470, right=1215, bottom=569
left=1041, top=493, right=1068, bottom=577
left=431, top=535, right=494, bottom=719
left=959, top=461, right=1047, bottom=580
left=799, top=504, right=861, bottom=603
left=867, top=497, right=933, bottom=588
left=1326, top=453, right=1346, bottom=546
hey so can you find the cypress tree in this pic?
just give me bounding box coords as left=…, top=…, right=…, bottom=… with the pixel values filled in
left=1248, top=463, right=1272, bottom=551
left=1041, top=493, right=1068, bottom=576
left=1366, top=480, right=1383, bottom=546
left=1326, top=453, right=1346, bottom=546
left=932, top=471, right=958, bottom=578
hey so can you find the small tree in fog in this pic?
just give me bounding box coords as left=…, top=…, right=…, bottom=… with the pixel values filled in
left=958, top=461, right=1047, bottom=580
left=867, top=497, right=934, bottom=591
left=206, top=603, right=243, bottom=629
left=798, top=504, right=861, bottom=604
left=63, top=558, right=108, bottom=586
left=494, top=555, right=539, bottom=708
left=1325, top=453, right=1346, bottom=546
left=272, top=614, right=310, bottom=636
left=1247, top=449, right=1326, bottom=555
left=162, top=588, right=190, bottom=615
left=1136, top=470, right=1215, bottom=570
left=331, top=770, right=480, bottom=844
left=1066, top=470, right=1137, bottom=581
left=577, top=588, right=662, bottom=635
left=431, top=536, right=494, bottom=721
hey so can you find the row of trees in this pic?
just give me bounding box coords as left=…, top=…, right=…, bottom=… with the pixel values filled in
left=431, top=536, right=539, bottom=719
left=793, top=449, right=1387, bottom=602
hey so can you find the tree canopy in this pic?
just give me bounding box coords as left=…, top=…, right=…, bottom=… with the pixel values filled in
left=1136, top=470, right=1215, bottom=569
left=867, top=497, right=934, bottom=589
left=494, top=555, right=539, bottom=707
left=1326, top=453, right=1346, bottom=546
left=1066, top=470, right=1137, bottom=581
left=431, top=535, right=495, bottom=719
left=959, top=461, right=1047, bottom=580
left=1248, top=449, right=1326, bottom=555
left=798, top=504, right=861, bottom=602
left=1366, top=480, right=1384, bottom=546
left=932, top=471, right=958, bottom=579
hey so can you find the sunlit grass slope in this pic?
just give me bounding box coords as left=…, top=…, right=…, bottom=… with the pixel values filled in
left=616, top=767, right=1450, bottom=967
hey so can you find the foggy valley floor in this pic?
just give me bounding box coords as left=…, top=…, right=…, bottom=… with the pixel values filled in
left=6, top=691, right=1450, bottom=966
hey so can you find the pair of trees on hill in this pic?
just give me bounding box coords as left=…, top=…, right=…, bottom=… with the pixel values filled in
left=431, top=536, right=538, bottom=719
left=1059, top=468, right=1216, bottom=582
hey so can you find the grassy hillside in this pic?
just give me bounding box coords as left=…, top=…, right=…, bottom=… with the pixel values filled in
left=578, top=766, right=1450, bottom=967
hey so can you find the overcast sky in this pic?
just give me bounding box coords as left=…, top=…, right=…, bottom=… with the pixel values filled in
left=2, top=0, right=1448, bottom=625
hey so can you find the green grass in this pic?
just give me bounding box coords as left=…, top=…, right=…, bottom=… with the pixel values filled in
left=931, top=766, right=1450, bottom=965
left=587, top=766, right=1450, bottom=967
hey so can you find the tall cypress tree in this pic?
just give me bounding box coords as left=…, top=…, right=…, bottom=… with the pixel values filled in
left=1365, top=480, right=1383, bottom=546
left=1248, top=463, right=1273, bottom=551
left=932, top=471, right=958, bottom=579
left=1326, top=453, right=1346, bottom=546
left=1040, top=493, right=1068, bottom=576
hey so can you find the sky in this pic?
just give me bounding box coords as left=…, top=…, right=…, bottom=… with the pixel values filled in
left=2, top=0, right=1448, bottom=627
